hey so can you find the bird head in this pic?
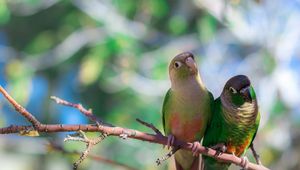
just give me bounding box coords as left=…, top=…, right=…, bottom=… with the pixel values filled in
left=222, top=75, right=256, bottom=106
left=169, top=52, right=198, bottom=83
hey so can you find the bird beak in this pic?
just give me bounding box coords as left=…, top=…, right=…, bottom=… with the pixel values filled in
left=185, top=57, right=197, bottom=73
left=240, top=86, right=252, bottom=102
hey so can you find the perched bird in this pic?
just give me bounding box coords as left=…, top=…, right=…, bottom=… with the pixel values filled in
left=202, top=75, right=260, bottom=170
left=162, top=52, right=214, bottom=170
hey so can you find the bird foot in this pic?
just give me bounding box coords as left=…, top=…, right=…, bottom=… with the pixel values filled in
left=164, top=134, right=175, bottom=150
left=240, top=156, right=249, bottom=170
left=191, top=141, right=201, bottom=157
left=210, top=143, right=227, bottom=157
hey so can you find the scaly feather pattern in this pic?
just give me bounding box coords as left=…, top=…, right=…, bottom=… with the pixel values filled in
left=202, top=75, right=260, bottom=170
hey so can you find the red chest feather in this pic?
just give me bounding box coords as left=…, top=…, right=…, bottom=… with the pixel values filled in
left=169, top=112, right=203, bottom=142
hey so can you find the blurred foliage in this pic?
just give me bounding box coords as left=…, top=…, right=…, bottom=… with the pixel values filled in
left=0, top=0, right=300, bottom=170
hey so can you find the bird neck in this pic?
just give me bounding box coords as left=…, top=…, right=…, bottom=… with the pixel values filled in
left=220, top=94, right=258, bottom=124
left=171, top=74, right=207, bottom=98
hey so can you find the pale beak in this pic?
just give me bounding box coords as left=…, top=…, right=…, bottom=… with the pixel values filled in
left=185, top=57, right=197, bottom=73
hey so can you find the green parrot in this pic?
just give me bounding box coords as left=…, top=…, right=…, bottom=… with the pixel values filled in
left=162, top=52, right=214, bottom=170
left=202, top=75, right=260, bottom=170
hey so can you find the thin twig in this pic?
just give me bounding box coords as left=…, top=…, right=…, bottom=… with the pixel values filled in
left=73, top=142, right=93, bottom=170
left=136, top=118, right=178, bottom=164
left=156, top=146, right=180, bottom=166
left=48, top=142, right=137, bottom=170
left=250, top=143, right=262, bottom=165
left=50, top=96, right=112, bottom=169
left=63, top=130, right=108, bottom=169
left=136, top=118, right=163, bottom=136
left=50, top=96, right=101, bottom=126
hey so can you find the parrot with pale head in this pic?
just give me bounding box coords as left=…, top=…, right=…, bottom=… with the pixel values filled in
left=162, top=52, right=214, bottom=170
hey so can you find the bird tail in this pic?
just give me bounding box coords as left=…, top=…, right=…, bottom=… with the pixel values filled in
left=201, top=155, right=230, bottom=170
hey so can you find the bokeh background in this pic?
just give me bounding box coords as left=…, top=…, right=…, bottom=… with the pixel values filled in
left=0, top=0, right=300, bottom=170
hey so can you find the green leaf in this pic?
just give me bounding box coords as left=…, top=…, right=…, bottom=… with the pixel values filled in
left=197, top=14, right=217, bottom=43
left=0, top=0, right=10, bottom=25
left=148, top=0, right=169, bottom=18
left=25, top=31, right=56, bottom=55
left=79, top=47, right=107, bottom=86
left=5, top=60, right=33, bottom=105
left=168, top=15, right=188, bottom=35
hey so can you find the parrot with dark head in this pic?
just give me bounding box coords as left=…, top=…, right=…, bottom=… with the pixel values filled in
left=162, top=52, right=214, bottom=170
left=202, top=75, right=260, bottom=170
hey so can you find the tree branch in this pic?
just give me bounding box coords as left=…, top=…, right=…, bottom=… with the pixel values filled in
left=0, top=86, right=269, bottom=170
left=0, top=86, right=41, bottom=128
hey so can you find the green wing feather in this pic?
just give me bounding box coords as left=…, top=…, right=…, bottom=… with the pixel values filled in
left=202, top=97, right=223, bottom=147
left=162, top=89, right=171, bottom=134
left=249, top=111, right=261, bottom=147
left=248, top=86, right=260, bottom=147
left=208, top=91, right=215, bottom=123
left=202, top=98, right=232, bottom=170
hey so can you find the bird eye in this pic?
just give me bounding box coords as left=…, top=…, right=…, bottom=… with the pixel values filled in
left=174, top=61, right=182, bottom=68
left=229, top=87, right=237, bottom=94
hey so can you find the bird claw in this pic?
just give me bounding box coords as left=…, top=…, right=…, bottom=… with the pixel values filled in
left=164, top=134, right=175, bottom=149
left=210, top=143, right=227, bottom=157
left=240, top=156, right=249, bottom=170
left=191, top=141, right=201, bottom=157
